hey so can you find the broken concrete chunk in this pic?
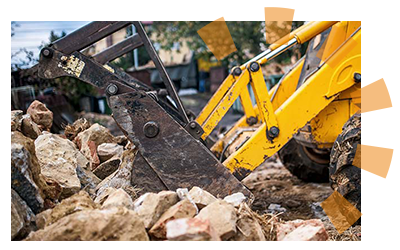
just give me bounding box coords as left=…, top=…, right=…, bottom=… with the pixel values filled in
left=188, top=186, right=217, bottom=210
left=11, top=189, right=36, bottom=240
left=11, top=131, right=44, bottom=214
left=11, top=110, right=24, bottom=131
left=64, top=118, right=91, bottom=141
left=21, top=114, right=41, bottom=139
left=35, top=133, right=82, bottom=199
left=223, top=192, right=246, bottom=207
left=27, top=100, right=53, bottom=131
left=134, top=191, right=179, bottom=229
left=97, top=143, right=123, bottom=162
left=43, top=191, right=98, bottom=228
left=25, top=207, right=149, bottom=241
left=277, top=219, right=328, bottom=241
left=149, top=199, right=197, bottom=239
left=95, top=148, right=139, bottom=200
left=75, top=123, right=116, bottom=169
left=102, top=188, right=133, bottom=209
left=196, top=200, right=237, bottom=240
left=166, top=217, right=220, bottom=241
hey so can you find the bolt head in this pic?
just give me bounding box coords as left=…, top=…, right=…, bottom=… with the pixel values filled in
left=250, top=62, right=260, bottom=72
left=269, top=126, right=279, bottom=138
left=189, top=122, right=197, bottom=129
left=143, top=121, right=159, bottom=138
left=106, top=84, right=119, bottom=95
left=41, top=48, right=52, bottom=58
left=354, top=73, right=361, bottom=83
left=233, top=67, right=242, bottom=76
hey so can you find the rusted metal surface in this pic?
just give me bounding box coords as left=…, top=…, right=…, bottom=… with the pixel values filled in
left=110, top=92, right=252, bottom=198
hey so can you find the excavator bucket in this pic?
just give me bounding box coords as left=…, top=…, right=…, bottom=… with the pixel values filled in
left=36, top=21, right=252, bottom=198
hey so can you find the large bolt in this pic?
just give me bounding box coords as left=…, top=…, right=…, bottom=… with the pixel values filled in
left=233, top=67, right=242, bottom=76
left=354, top=73, right=361, bottom=83
left=143, top=121, right=159, bottom=138
left=189, top=122, right=197, bottom=129
left=41, top=48, right=53, bottom=58
left=269, top=126, right=280, bottom=138
left=246, top=116, right=258, bottom=126
left=249, top=62, right=260, bottom=72
left=106, top=83, right=119, bottom=95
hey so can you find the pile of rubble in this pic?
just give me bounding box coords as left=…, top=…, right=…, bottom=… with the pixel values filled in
left=11, top=100, right=329, bottom=241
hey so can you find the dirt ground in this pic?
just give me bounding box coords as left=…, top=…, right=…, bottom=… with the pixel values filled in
left=181, top=92, right=361, bottom=241
left=243, top=157, right=361, bottom=241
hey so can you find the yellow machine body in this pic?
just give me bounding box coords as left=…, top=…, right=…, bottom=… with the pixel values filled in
left=196, top=21, right=361, bottom=178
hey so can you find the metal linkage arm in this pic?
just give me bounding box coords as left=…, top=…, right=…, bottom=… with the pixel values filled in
left=51, top=21, right=133, bottom=54
left=93, top=34, right=143, bottom=64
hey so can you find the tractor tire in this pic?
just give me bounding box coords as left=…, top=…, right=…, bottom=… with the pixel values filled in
left=278, top=139, right=330, bottom=182
left=329, top=113, right=361, bottom=215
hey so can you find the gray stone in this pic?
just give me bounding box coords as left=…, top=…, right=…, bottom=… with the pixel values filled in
left=11, top=189, right=36, bottom=240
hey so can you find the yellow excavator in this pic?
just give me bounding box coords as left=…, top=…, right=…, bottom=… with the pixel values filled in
left=36, top=21, right=361, bottom=212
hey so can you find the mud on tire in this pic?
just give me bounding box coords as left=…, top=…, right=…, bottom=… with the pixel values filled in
left=329, top=113, right=361, bottom=215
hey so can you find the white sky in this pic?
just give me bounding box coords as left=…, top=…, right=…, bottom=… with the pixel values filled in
left=11, top=21, right=89, bottom=67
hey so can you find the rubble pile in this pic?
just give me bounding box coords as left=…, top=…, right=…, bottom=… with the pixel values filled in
left=11, top=101, right=329, bottom=241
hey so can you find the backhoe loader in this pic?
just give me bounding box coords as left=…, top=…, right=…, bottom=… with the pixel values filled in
left=36, top=21, right=361, bottom=211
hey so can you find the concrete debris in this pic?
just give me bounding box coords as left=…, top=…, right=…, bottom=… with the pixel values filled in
left=134, top=191, right=179, bottom=229
left=25, top=207, right=149, bottom=241
left=196, top=200, right=237, bottom=240
left=149, top=199, right=198, bottom=239
left=11, top=189, right=36, bottom=240
left=277, top=219, right=328, bottom=241
left=188, top=186, right=217, bottom=209
left=9, top=110, right=342, bottom=241
left=35, top=133, right=82, bottom=199
left=223, top=192, right=246, bottom=207
left=97, top=143, right=123, bottom=162
left=101, top=188, right=133, bottom=209
left=74, top=123, right=116, bottom=169
left=27, top=100, right=53, bottom=131
left=11, top=131, right=45, bottom=214
left=166, top=218, right=221, bottom=241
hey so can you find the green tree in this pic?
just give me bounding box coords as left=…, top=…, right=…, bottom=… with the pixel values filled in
left=150, top=21, right=306, bottom=66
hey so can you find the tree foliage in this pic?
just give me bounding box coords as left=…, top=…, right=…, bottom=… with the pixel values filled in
left=150, top=21, right=306, bottom=66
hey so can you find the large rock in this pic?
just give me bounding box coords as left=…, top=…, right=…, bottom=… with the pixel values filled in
left=11, top=189, right=36, bottom=240
left=188, top=186, right=217, bottom=209
left=35, top=133, right=83, bottom=199
left=223, top=192, right=246, bottom=207
left=134, top=191, right=179, bottom=229
left=25, top=207, right=149, bottom=241
left=75, top=123, right=115, bottom=169
left=166, top=218, right=220, bottom=241
left=64, top=118, right=91, bottom=141
left=11, top=110, right=23, bottom=131
left=21, top=114, right=41, bottom=139
left=196, top=200, right=237, bottom=240
left=276, top=219, right=328, bottom=241
left=149, top=199, right=197, bottom=239
left=95, top=148, right=139, bottom=200
left=11, top=131, right=45, bottom=213
left=102, top=188, right=133, bottom=209
left=40, top=191, right=98, bottom=228
left=97, top=143, right=123, bottom=162
left=27, top=100, right=53, bottom=131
